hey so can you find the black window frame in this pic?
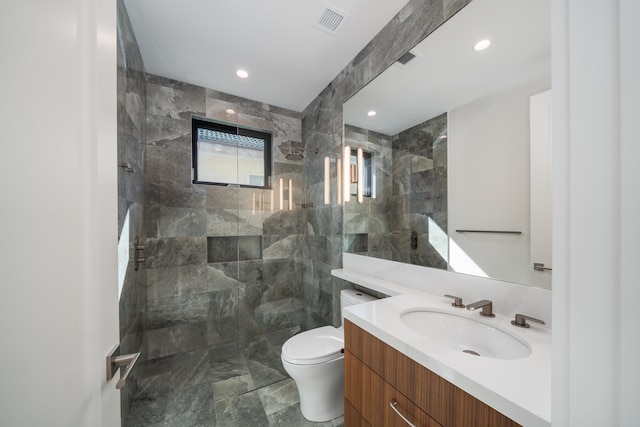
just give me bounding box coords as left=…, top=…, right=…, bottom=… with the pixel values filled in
left=192, top=117, right=273, bottom=189
left=351, top=148, right=373, bottom=198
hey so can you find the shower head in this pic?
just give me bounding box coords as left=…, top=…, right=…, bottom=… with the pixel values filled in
left=285, top=147, right=318, bottom=161
left=285, top=152, right=305, bottom=161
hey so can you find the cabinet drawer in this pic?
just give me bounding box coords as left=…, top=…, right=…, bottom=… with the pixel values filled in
left=345, top=398, right=372, bottom=427
left=345, top=350, right=441, bottom=427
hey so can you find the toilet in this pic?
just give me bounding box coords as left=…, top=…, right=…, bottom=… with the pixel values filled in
left=281, top=289, right=377, bottom=422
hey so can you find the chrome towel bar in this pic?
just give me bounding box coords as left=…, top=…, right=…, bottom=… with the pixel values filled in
left=456, top=229, right=522, bottom=234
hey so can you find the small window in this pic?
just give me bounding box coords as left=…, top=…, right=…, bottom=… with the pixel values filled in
left=350, top=149, right=375, bottom=198
left=192, top=118, right=272, bottom=188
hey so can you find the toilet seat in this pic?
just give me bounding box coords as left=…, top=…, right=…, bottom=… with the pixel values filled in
left=281, top=326, right=343, bottom=365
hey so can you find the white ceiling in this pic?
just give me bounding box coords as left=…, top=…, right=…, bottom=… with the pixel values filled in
left=123, top=0, right=410, bottom=112
left=344, top=0, right=551, bottom=135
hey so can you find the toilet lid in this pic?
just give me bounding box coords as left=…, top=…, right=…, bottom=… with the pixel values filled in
left=281, top=326, right=344, bottom=365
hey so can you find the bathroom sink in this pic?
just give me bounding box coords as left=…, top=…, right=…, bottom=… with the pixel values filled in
left=400, top=309, right=531, bottom=359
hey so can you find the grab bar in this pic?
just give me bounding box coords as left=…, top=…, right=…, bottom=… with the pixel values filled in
left=456, top=229, right=522, bottom=235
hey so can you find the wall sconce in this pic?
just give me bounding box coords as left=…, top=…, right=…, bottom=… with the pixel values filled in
left=343, top=146, right=351, bottom=203
left=357, top=148, right=364, bottom=203
left=288, top=179, right=293, bottom=211
left=337, top=158, right=342, bottom=205
left=324, top=156, right=330, bottom=205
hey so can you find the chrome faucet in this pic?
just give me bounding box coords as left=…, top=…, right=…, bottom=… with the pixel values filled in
left=466, top=300, right=495, bottom=317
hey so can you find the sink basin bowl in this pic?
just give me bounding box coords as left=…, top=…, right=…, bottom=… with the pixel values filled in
left=400, top=309, right=531, bottom=359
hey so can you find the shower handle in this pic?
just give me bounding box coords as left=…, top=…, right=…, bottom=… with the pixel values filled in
left=106, top=345, right=140, bottom=390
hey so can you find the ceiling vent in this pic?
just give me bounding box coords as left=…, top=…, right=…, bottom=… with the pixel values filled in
left=313, top=3, right=349, bottom=35
left=396, top=50, right=417, bottom=66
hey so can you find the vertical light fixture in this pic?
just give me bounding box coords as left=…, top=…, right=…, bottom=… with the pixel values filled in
left=337, top=158, right=342, bottom=205
left=357, top=148, right=364, bottom=203
left=252, top=192, right=256, bottom=215
left=279, top=178, right=283, bottom=210
left=324, top=156, right=330, bottom=205
left=288, top=179, right=294, bottom=210
left=270, top=188, right=274, bottom=212
left=343, top=146, right=351, bottom=203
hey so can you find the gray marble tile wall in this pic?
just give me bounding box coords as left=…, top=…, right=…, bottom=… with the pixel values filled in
left=301, top=0, right=470, bottom=326
left=392, top=113, right=448, bottom=268
left=140, top=72, right=306, bottom=409
left=343, top=125, right=394, bottom=260
left=343, top=112, right=448, bottom=269
left=117, top=0, right=147, bottom=421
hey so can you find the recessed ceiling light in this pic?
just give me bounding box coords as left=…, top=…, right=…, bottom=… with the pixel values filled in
left=473, top=39, right=491, bottom=51
left=226, top=109, right=236, bottom=115
left=236, top=69, right=249, bottom=79
left=367, top=110, right=377, bottom=117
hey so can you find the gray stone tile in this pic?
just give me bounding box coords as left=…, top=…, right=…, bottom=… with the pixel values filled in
left=262, top=259, right=301, bottom=289
left=209, top=343, right=251, bottom=383
left=212, top=374, right=256, bottom=403
left=263, top=209, right=304, bottom=235
left=267, top=403, right=344, bottom=427
left=239, top=235, right=263, bottom=260
left=145, top=293, right=210, bottom=329
left=207, top=236, right=263, bottom=263
left=146, top=206, right=207, bottom=238
left=147, top=81, right=205, bottom=120
left=144, top=135, right=192, bottom=184
left=124, top=394, right=168, bottom=427
left=262, top=234, right=303, bottom=260
left=444, top=0, right=472, bottom=19
left=207, top=208, right=263, bottom=236
left=205, top=185, right=239, bottom=210
left=164, top=382, right=214, bottom=427
left=145, top=322, right=209, bottom=359
left=206, top=236, right=238, bottom=263
left=242, top=338, right=288, bottom=388
left=145, top=114, right=191, bottom=147
left=253, top=298, right=304, bottom=332
left=207, top=314, right=240, bottom=346
left=145, top=237, right=207, bottom=268
left=209, top=288, right=239, bottom=319
left=258, top=379, right=299, bottom=416
left=214, top=390, right=269, bottom=427
left=146, top=265, right=210, bottom=299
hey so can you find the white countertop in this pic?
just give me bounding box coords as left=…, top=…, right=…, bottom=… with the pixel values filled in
left=341, top=284, right=551, bottom=426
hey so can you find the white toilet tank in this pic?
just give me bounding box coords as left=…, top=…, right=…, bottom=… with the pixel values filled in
left=340, top=289, right=377, bottom=327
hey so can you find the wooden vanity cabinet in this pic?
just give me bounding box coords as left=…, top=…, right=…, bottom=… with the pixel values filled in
left=344, top=320, right=521, bottom=427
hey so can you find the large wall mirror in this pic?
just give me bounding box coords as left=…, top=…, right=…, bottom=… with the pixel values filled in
left=342, top=0, right=551, bottom=288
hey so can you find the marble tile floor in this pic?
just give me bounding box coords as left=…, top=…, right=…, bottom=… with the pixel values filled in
left=126, top=328, right=343, bottom=427
left=125, top=377, right=344, bottom=427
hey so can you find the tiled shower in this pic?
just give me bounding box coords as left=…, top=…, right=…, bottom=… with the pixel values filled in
left=117, top=0, right=468, bottom=424
left=117, top=1, right=339, bottom=424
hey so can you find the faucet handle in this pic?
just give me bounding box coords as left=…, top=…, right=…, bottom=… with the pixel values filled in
left=511, top=314, right=546, bottom=328
left=444, top=294, right=465, bottom=308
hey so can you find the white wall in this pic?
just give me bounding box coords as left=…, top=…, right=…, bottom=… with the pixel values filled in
left=448, top=78, right=550, bottom=285
left=552, top=0, right=640, bottom=425
left=0, top=0, right=120, bottom=426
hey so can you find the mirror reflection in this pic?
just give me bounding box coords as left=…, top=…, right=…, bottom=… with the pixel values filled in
left=342, top=0, right=551, bottom=288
